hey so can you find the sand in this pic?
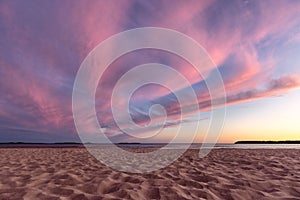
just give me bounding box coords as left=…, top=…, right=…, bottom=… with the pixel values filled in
left=0, top=148, right=299, bottom=200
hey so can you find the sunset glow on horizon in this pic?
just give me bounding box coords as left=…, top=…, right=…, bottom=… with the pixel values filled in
left=0, top=0, right=300, bottom=143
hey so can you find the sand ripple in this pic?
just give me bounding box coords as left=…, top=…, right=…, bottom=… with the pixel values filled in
left=0, top=148, right=299, bottom=199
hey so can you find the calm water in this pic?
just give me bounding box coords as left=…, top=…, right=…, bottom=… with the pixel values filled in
left=217, top=143, right=300, bottom=149
left=114, top=143, right=300, bottom=149
left=1, top=143, right=299, bottom=149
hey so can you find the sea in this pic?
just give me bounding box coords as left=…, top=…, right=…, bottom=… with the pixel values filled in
left=1, top=143, right=300, bottom=149
left=114, top=143, right=300, bottom=149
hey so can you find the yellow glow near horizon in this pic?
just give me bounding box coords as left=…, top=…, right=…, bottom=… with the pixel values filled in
left=218, top=88, right=300, bottom=143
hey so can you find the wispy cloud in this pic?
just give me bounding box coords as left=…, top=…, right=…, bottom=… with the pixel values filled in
left=0, top=0, right=300, bottom=142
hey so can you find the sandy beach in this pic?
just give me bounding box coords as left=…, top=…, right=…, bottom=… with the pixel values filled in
left=0, top=148, right=299, bottom=200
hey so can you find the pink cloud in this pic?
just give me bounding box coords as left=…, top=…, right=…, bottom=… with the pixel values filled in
left=88, top=1, right=300, bottom=139
left=1, top=0, right=300, bottom=142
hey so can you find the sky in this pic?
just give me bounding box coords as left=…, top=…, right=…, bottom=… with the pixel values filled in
left=0, top=0, right=300, bottom=143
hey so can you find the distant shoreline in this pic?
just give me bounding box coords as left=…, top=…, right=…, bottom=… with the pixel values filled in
left=234, top=141, right=300, bottom=144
